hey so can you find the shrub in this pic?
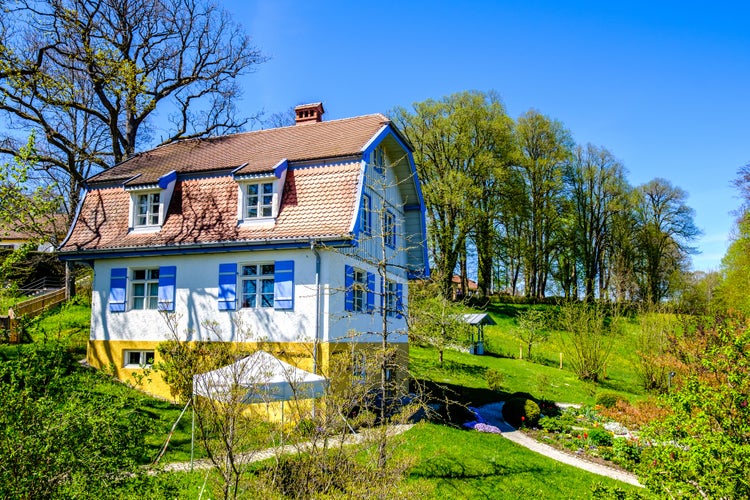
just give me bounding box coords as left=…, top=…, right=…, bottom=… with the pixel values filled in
left=485, top=368, right=505, bottom=392
left=502, top=397, right=540, bottom=427
left=587, top=427, right=614, bottom=447
left=596, top=391, right=627, bottom=409
left=539, top=415, right=572, bottom=434
left=613, top=438, right=642, bottom=466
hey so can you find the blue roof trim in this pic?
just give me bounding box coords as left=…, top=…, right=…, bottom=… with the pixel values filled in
left=273, top=158, right=288, bottom=178
left=158, top=170, right=177, bottom=189
left=58, top=238, right=356, bottom=261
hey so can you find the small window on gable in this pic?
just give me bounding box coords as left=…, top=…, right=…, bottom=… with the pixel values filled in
left=371, top=146, right=385, bottom=174
left=245, top=181, right=275, bottom=219
left=384, top=210, right=396, bottom=248
left=134, top=192, right=161, bottom=227
left=361, top=193, right=372, bottom=235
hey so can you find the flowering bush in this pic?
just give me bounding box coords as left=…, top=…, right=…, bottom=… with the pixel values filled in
left=474, top=423, right=502, bottom=434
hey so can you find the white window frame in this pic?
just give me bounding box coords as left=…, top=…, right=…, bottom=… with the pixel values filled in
left=361, top=193, right=372, bottom=235
left=386, top=280, right=398, bottom=317
left=131, top=191, right=163, bottom=230
left=131, top=268, right=160, bottom=310
left=240, top=262, right=275, bottom=308
left=238, top=177, right=282, bottom=225
left=124, top=350, right=155, bottom=368
left=371, top=146, right=385, bottom=174
left=352, top=268, right=366, bottom=313
left=384, top=210, right=396, bottom=248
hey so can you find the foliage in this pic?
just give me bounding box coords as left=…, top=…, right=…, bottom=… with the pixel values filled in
left=0, top=0, right=265, bottom=215
left=485, top=368, right=505, bottom=392
left=502, top=397, right=540, bottom=427
left=633, top=311, right=674, bottom=391
left=638, top=316, right=750, bottom=499
left=556, top=302, right=617, bottom=382
left=631, top=178, right=701, bottom=304
left=392, top=90, right=515, bottom=298
left=0, top=134, right=63, bottom=248
left=515, top=307, right=550, bottom=359
left=598, top=398, right=668, bottom=431
left=408, top=280, right=471, bottom=366
left=587, top=427, right=614, bottom=447
left=596, top=391, right=628, bottom=409
left=0, top=342, right=152, bottom=499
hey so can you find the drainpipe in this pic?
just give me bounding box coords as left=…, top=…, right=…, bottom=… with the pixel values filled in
left=311, top=240, right=322, bottom=375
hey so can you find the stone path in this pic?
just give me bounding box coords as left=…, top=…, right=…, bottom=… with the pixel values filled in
left=159, top=424, right=414, bottom=473
left=478, top=402, right=643, bottom=488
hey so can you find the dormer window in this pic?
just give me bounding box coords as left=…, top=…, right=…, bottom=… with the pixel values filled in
left=136, top=192, right=161, bottom=227
left=126, top=170, right=176, bottom=233
left=246, top=181, right=274, bottom=219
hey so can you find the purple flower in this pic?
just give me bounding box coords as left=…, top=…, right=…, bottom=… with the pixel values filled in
left=474, top=423, right=503, bottom=434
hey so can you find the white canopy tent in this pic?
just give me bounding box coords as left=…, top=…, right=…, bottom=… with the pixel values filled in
left=189, top=351, right=328, bottom=469
left=192, top=350, right=328, bottom=403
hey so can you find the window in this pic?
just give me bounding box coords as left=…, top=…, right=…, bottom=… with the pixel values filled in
left=135, top=192, right=161, bottom=227
left=132, top=268, right=159, bottom=309
left=124, top=350, right=154, bottom=368
left=386, top=280, right=398, bottom=317
left=241, top=263, right=275, bottom=308
left=371, top=146, right=384, bottom=174
left=245, top=182, right=274, bottom=219
left=361, top=193, right=372, bottom=235
left=345, top=266, right=375, bottom=313
left=351, top=268, right=366, bottom=312
left=384, top=210, right=396, bottom=248
left=352, top=352, right=366, bottom=383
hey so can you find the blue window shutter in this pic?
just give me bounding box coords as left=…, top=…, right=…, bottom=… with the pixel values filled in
left=396, top=283, right=404, bottom=319
left=109, top=268, right=127, bottom=312
left=274, top=260, right=294, bottom=310
left=367, top=272, right=375, bottom=313
left=158, top=266, right=176, bottom=312
left=218, top=263, right=237, bottom=311
left=344, top=265, right=354, bottom=312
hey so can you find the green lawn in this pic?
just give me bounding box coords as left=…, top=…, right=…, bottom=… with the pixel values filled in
left=396, top=423, right=647, bottom=498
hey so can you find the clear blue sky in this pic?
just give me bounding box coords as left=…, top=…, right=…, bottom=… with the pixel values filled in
left=216, top=0, right=750, bottom=272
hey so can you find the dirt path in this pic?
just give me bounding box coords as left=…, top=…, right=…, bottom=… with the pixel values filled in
left=478, top=402, right=643, bottom=488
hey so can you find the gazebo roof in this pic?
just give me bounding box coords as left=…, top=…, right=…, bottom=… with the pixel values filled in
left=461, top=313, right=496, bottom=326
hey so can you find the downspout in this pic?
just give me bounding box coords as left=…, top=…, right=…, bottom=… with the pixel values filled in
left=311, top=240, right=322, bottom=375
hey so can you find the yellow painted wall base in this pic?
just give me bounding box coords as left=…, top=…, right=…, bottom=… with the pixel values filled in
left=87, top=340, right=409, bottom=417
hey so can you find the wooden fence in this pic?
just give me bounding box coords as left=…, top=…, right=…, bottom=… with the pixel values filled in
left=1, top=276, right=91, bottom=344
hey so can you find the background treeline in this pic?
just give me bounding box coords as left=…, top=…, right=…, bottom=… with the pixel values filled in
left=392, top=90, right=701, bottom=305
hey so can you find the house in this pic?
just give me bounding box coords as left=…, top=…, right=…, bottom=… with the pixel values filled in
left=58, top=103, right=429, bottom=401
left=1, top=213, right=69, bottom=252
left=451, top=274, right=478, bottom=300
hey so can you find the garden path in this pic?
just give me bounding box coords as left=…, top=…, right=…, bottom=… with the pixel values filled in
left=478, top=402, right=643, bottom=488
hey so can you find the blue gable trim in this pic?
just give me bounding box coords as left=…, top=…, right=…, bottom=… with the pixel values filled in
left=158, top=170, right=177, bottom=189
left=273, top=158, right=288, bottom=178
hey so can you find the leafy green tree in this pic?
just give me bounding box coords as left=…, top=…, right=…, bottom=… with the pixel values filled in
left=716, top=218, right=750, bottom=315
left=556, top=302, right=617, bottom=382
left=0, top=0, right=265, bottom=216
left=392, top=90, right=515, bottom=298
left=639, top=317, right=750, bottom=498
left=565, top=144, right=629, bottom=301
left=632, top=178, right=700, bottom=304
left=515, top=109, right=573, bottom=298
left=515, top=307, right=550, bottom=360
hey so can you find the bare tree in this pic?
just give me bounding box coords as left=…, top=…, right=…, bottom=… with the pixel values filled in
left=0, top=0, right=265, bottom=217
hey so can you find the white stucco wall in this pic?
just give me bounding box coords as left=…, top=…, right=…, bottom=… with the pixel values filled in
left=90, top=246, right=408, bottom=345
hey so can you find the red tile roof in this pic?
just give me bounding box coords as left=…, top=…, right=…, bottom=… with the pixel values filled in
left=89, top=114, right=389, bottom=186
left=60, top=162, right=362, bottom=252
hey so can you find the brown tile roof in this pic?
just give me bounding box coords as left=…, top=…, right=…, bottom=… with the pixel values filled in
left=60, top=162, right=361, bottom=252
left=88, top=114, right=389, bottom=186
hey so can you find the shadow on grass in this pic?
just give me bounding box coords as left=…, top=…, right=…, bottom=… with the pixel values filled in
left=410, top=455, right=548, bottom=480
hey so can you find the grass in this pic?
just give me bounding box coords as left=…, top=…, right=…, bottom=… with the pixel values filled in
left=397, top=422, right=648, bottom=498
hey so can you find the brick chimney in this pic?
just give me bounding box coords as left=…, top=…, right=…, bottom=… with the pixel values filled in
left=294, top=102, right=324, bottom=125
